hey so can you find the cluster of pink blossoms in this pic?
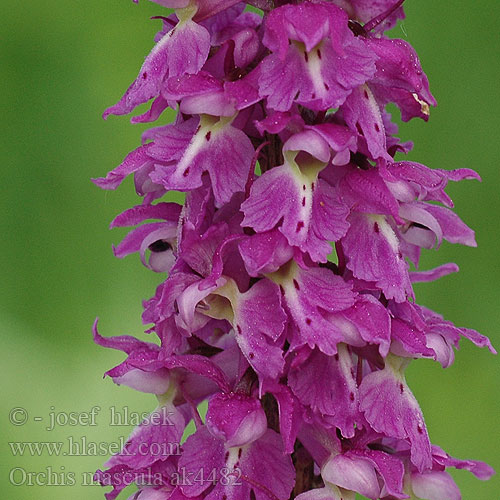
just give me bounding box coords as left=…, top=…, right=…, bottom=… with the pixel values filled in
left=93, top=1, right=496, bottom=499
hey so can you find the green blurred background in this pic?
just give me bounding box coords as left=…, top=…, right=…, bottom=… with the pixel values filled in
left=1, top=0, right=498, bottom=498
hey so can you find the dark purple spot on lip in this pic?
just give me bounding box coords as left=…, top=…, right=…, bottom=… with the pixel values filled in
left=417, top=425, right=423, bottom=434
left=279, top=285, right=285, bottom=296
left=236, top=325, right=242, bottom=334
left=224, top=451, right=229, bottom=461
left=311, top=182, right=315, bottom=191
left=142, top=72, right=148, bottom=79
left=305, top=318, right=312, bottom=325
left=349, top=392, right=355, bottom=401
left=296, top=221, right=304, bottom=232
left=374, top=222, right=379, bottom=233
left=364, top=90, right=369, bottom=99
left=334, top=353, right=339, bottom=361
left=317, top=49, right=322, bottom=60
left=183, top=167, right=190, bottom=177
left=249, top=352, right=255, bottom=359
left=311, top=92, right=316, bottom=99
left=398, top=251, right=403, bottom=259
left=238, top=448, right=242, bottom=459
left=374, top=123, right=380, bottom=132
left=302, top=197, right=306, bottom=206
left=293, top=279, right=300, bottom=290
left=302, top=184, right=307, bottom=191
left=205, top=131, right=211, bottom=141
left=304, top=52, right=309, bottom=63
left=324, top=82, right=329, bottom=90
left=356, top=122, right=364, bottom=136
left=400, top=383, right=404, bottom=394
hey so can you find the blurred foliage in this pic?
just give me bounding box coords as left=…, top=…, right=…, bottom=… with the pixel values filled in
left=1, top=1, right=499, bottom=498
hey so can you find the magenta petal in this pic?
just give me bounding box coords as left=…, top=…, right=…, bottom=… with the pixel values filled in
left=342, top=213, right=412, bottom=303
left=391, top=318, right=435, bottom=359
left=315, top=36, right=377, bottom=109
left=282, top=264, right=356, bottom=355
left=341, top=168, right=400, bottom=219
left=206, top=393, right=267, bottom=447
left=110, top=202, right=181, bottom=228
left=263, top=381, right=302, bottom=454
left=147, top=118, right=200, bottom=162
left=93, top=145, right=153, bottom=190
left=179, top=222, right=228, bottom=277
left=339, top=294, right=391, bottom=356
left=94, top=464, right=138, bottom=500
left=418, top=306, right=497, bottom=355
left=234, top=279, right=287, bottom=379
left=236, top=429, right=295, bottom=500
left=431, top=446, right=495, bottom=480
left=143, top=271, right=199, bottom=326
left=260, top=35, right=376, bottom=112
left=151, top=118, right=254, bottom=206
left=112, top=367, right=171, bottom=395
left=460, top=327, right=497, bottom=354
left=193, top=0, right=242, bottom=23
left=177, top=278, right=223, bottom=332
left=255, top=110, right=305, bottom=135
left=130, top=96, right=169, bottom=124
left=350, top=0, right=405, bottom=29
left=322, top=453, right=380, bottom=499
left=180, top=427, right=294, bottom=500
left=298, top=264, right=356, bottom=312
left=295, top=486, right=343, bottom=500
left=238, top=230, right=293, bottom=277
left=104, top=19, right=210, bottom=118
left=105, top=403, right=185, bottom=469
left=422, top=203, right=477, bottom=247
left=112, top=222, right=176, bottom=263
left=308, top=123, right=357, bottom=163
left=178, top=426, right=225, bottom=497
left=439, top=167, right=481, bottom=183
left=342, top=85, right=392, bottom=161
left=236, top=279, right=287, bottom=342
left=241, top=162, right=302, bottom=233
left=283, top=130, right=330, bottom=162
left=163, top=71, right=222, bottom=100
left=93, top=319, right=153, bottom=354
left=410, top=263, right=459, bottom=283
left=302, top=180, right=350, bottom=262
left=367, top=37, right=436, bottom=108
left=359, top=357, right=432, bottom=472
left=163, top=354, right=231, bottom=393
left=258, top=50, right=305, bottom=112
left=180, top=89, right=236, bottom=117
left=224, top=72, right=262, bottom=110
left=288, top=346, right=359, bottom=438
left=411, top=471, right=460, bottom=500
left=350, top=449, right=406, bottom=499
